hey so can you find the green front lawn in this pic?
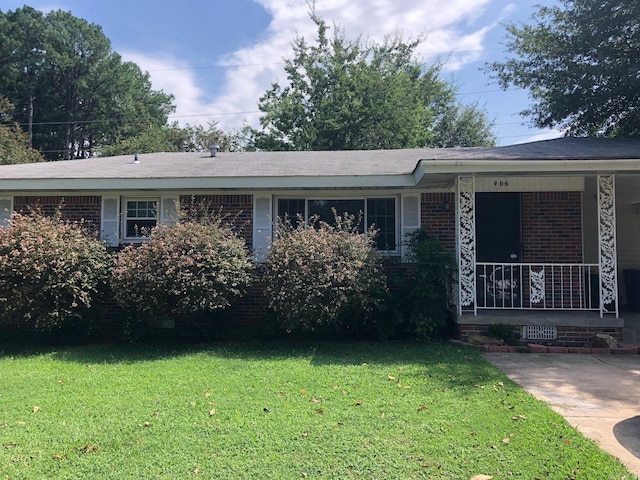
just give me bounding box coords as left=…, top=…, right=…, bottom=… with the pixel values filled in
left=0, top=342, right=633, bottom=479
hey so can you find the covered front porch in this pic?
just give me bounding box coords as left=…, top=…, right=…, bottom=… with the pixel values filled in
left=455, top=174, right=621, bottom=319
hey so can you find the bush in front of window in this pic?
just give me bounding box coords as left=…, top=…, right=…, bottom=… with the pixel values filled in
left=263, top=214, right=387, bottom=334
left=111, top=210, right=253, bottom=339
left=0, top=210, right=111, bottom=338
left=388, top=227, right=457, bottom=340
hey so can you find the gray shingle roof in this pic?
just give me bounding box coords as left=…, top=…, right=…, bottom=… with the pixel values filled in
left=0, top=138, right=639, bottom=192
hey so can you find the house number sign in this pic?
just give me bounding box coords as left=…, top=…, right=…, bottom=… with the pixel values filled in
left=476, top=176, right=585, bottom=192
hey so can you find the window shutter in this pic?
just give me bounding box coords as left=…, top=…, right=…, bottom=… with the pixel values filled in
left=401, top=194, right=421, bottom=257
left=0, top=198, right=13, bottom=229
left=161, top=196, right=179, bottom=224
left=101, top=197, right=120, bottom=247
left=253, top=195, right=272, bottom=262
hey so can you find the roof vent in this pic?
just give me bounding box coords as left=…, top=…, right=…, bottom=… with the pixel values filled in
left=208, top=144, right=220, bottom=157
left=132, top=153, right=140, bottom=164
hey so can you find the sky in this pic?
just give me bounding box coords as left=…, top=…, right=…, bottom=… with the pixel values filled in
left=1, top=0, right=564, bottom=146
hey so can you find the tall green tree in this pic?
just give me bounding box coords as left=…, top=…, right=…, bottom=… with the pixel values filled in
left=487, top=0, right=640, bottom=137
left=248, top=14, right=495, bottom=151
left=0, top=7, right=175, bottom=159
left=0, top=96, right=42, bottom=164
left=99, top=121, right=238, bottom=156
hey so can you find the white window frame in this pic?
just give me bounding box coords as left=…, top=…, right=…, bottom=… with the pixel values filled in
left=274, top=195, right=400, bottom=254
left=122, top=197, right=160, bottom=242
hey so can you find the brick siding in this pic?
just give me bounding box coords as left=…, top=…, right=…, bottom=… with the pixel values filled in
left=180, top=194, right=253, bottom=250
left=521, top=191, right=583, bottom=263
left=13, top=195, right=102, bottom=236
left=457, top=323, right=622, bottom=346
left=420, top=192, right=456, bottom=253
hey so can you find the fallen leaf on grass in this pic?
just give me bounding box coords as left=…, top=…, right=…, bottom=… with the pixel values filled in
left=316, top=408, right=324, bottom=415
left=380, top=411, right=385, bottom=418
left=57, top=380, right=65, bottom=385
left=512, top=414, right=527, bottom=421
left=301, top=431, right=308, bottom=437
left=471, top=475, right=493, bottom=480
left=32, top=406, right=40, bottom=413
left=417, top=405, right=428, bottom=412
left=53, top=453, right=67, bottom=460
left=310, top=397, right=320, bottom=404
left=80, top=444, right=98, bottom=454
left=354, top=400, right=364, bottom=406
left=387, top=375, right=396, bottom=381
left=209, top=409, right=216, bottom=416
left=502, top=438, right=510, bottom=444
left=193, top=467, right=200, bottom=475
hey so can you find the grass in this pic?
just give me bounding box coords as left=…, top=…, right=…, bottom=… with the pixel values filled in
left=0, top=341, right=634, bottom=479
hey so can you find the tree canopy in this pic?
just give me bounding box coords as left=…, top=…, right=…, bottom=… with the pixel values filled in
left=99, top=121, right=239, bottom=157
left=0, top=6, right=175, bottom=160
left=248, top=14, right=495, bottom=151
left=0, top=96, right=42, bottom=164
left=487, top=0, right=640, bottom=137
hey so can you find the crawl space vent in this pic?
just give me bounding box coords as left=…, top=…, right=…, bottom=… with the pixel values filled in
left=522, top=325, right=557, bottom=340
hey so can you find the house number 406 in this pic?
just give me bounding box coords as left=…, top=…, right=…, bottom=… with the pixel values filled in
left=493, top=180, right=509, bottom=187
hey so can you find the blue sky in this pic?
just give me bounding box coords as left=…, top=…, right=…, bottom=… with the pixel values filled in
left=1, top=0, right=563, bottom=146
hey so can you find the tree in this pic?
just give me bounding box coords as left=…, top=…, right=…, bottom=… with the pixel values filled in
left=0, top=7, right=175, bottom=159
left=486, top=0, right=640, bottom=137
left=99, top=121, right=238, bottom=156
left=0, top=96, right=42, bottom=164
left=248, top=14, right=495, bottom=151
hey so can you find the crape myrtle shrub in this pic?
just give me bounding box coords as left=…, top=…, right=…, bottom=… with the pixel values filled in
left=0, top=210, right=111, bottom=339
left=111, top=206, right=253, bottom=339
left=386, top=227, right=457, bottom=340
left=263, top=214, right=387, bottom=336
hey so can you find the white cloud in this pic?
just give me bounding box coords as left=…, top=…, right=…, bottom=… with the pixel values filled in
left=126, top=0, right=501, bottom=131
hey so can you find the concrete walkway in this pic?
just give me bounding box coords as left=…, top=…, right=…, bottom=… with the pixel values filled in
left=484, top=352, right=640, bottom=476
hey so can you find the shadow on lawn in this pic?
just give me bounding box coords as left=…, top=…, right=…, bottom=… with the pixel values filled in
left=0, top=340, right=504, bottom=388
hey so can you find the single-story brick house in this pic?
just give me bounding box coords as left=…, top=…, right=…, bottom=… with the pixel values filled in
left=1, top=137, right=639, bottom=343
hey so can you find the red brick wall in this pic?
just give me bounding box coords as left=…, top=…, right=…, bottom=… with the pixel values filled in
left=521, top=192, right=583, bottom=263
left=420, top=192, right=456, bottom=253
left=180, top=194, right=253, bottom=249
left=457, top=323, right=622, bottom=345
left=13, top=195, right=102, bottom=236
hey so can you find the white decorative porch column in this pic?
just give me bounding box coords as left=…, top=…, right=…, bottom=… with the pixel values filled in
left=457, top=176, right=476, bottom=315
left=597, top=174, right=619, bottom=317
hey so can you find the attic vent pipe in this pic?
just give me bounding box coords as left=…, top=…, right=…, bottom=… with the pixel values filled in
left=209, top=144, right=220, bottom=157
left=132, top=153, right=140, bottom=164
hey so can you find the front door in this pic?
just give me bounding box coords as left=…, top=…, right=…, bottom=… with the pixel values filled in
left=476, top=193, right=522, bottom=307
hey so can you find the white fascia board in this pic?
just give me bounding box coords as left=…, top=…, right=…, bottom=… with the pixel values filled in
left=414, top=158, right=640, bottom=181
left=0, top=174, right=417, bottom=192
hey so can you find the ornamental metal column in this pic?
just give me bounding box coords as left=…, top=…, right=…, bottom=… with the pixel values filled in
left=597, top=174, right=619, bottom=317
left=457, top=176, right=476, bottom=315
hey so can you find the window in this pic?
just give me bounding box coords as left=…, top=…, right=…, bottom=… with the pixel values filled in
left=276, top=197, right=398, bottom=252
left=124, top=199, right=158, bottom=239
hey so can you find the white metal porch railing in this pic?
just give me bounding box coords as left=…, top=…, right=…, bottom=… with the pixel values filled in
left=476, top=263, right=601, bottom=311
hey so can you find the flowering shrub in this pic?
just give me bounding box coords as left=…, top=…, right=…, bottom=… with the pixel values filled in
left=263, top=215, right=387, bottom=332
left=111, top=210, right=253, bottom=334
left=0, top=211, right=111, bottom=332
